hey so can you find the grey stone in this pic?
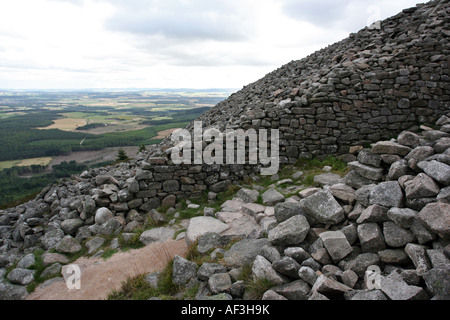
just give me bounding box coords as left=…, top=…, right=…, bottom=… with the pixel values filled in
left=96, top=175, right=119, bottom=186
left=271, top=279, right=310, bottom=300
left=387, top=160, right=410, bottom=180
left=197, top=232, right=241, bottom=254
left=348, top=161, right=384, bottom=181
left=273, top=202, right=303, bottom=223
left=356, top=204, right=389, bottom=224
left=398, top=131, right=421, bottom=148
left=341, top=269, right=358, bottom=288
left=230, top=280, right=246, bottom=298
left=135, top=169, right=152, bottom=181
left=354, top=184, right=376, bottom=207
left=343, top=253, right=381, bottom=278
left=311, top=275, right=353, bottom=298
left=417, top=160, right=450, bottom=186
left=405, top=243, right=431, bottom=273
left=241, top=203, right=265, bottom=216
left=372, top=141, right=412, bottom=156
left=426, top=249, right=450, bottom=269
left=82, top=196, right=96, bottom=218
left=61, top=218, right=84, bottom=236
left=284, top=247, right=311, bottom=264
left=94, top=207, right=114, bottom=225
left=262, top=290, right=288, bottom=300
left=308, top=291, right=330, bottom=300
left=185, top=216, right=229, bottom=246
left=405, top=173, right=440, bottom=199
left=86, top=237, right=105, bottom=255
left=42, top=253, right=70, bottom=266
left=16, top=254, right=35, bottom=269
left=329, top=183, right=355, bottom=204
left=410, top=219, right=437, bottom=244
left=56, top=235, right=82, bottom=254
left=252, top=255, right=288, bottom=286
left=145, top=272, right=160, bottom=289
left=405, top=146, right=435, bottom=171
left=378, top=249, right=411, bottom=265
left=437, top=186, right=450, bottom=203
left=357, top=149, right=382, bottom=167
left=272, top=257, right=301, bottom=279
left=7, top=268, right=35, bottom=285
left=387, top=207, right=418, bottom=228
left=434, top=137, right=450, bottom=153
left=0, top=282, right=28, bottom=300
left=208, top=273, right=232, bottom=294
left=261, top=189, right=285, bottom=206
left=299, top=189, right=345, bottom=225
left=260, top=245, right=281, bottom=263
left=423, top=268, right=450, bottom=300
left=341, top=223, right=358, bottom=245
left=162, top=180, right=180, bottom=192
left=357, top=223, right=386, bottom=253
left=224, top=238, right=270, bottom=268
left=40, top=263, right=62, bottom=278
left=97, top=218, right=123, bottom=236
left=140, top=227, right=175, bottom=245
left=298, top=266, right=318, bottom=286
left=343, top=170, right=376, bottom=189
left=204, top=293, right=233, bottom=300
left=209, top=180, right=232, bottom=193
left=172, top=255, right=198, bottom=286
left=298, top=187, right=320, bottom=198
left=236, top=188, right=260, bottom=203
left=313, top=173, right=343, bottom=187
left=418, top=202, right=450, bottom=239
left=268, top=215, right=310, bottom=246
left=197, top=263, right=228, bottom=281
left=41, top=228, right=65, bottom=250
left=118, top=189, right=133, bottom=203
left=378, top=273, right=429, bottom=300
left=319, top=230, right=353, bottom=263
left=383, top=222, right=416, bottom=247
left=369, top=181, right=404, bottom=208
left=345, top=289, right=387, bottom=300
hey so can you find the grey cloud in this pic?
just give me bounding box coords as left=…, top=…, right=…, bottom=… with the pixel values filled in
left=104, top=0, right=252, bottom=42
left=280, top=0, right=351, bottom=27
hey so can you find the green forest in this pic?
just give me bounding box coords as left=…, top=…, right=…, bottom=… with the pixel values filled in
left=0, top=160, right=90, bottom=209
left=0, top=110, right=192, bottom=162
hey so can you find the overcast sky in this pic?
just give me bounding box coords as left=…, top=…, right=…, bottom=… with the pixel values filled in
left=0, top=0, right=420, bottom=90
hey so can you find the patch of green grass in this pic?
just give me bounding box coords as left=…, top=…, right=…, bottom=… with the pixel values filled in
left=156, top=259, right=181, bottom=297
left=107, top=274, right=158, bottom=300
left=245, top=278, right=275, bottom=300
left=119, top=231, right=145, bottom=251
left=101, top=248, right=119, bottom=260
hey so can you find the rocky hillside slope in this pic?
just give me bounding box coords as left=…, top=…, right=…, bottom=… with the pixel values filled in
left=0, top=0, right=449, bottom=300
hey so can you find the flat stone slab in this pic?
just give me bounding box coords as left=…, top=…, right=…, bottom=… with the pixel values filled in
left=313, top=173, right=343, bottom=187
left=185, top=216, right=230, bottom=246
left=299, top=189, right=345, bottom=225
left=371, top=141, right=412, bottom=156
left=223, top=238, right=271, bottom=268
left=140, top=227, right=175, bottom=245
left=268, top=215, right=310, bottom=246
left=261, top=189, right=285, bottom=206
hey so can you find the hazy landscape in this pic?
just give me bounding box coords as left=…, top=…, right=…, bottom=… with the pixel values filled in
left=0, top=89, right=235, bottom=207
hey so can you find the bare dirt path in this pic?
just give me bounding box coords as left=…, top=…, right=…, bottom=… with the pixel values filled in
left=26, top=239, right=188, bottom=300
